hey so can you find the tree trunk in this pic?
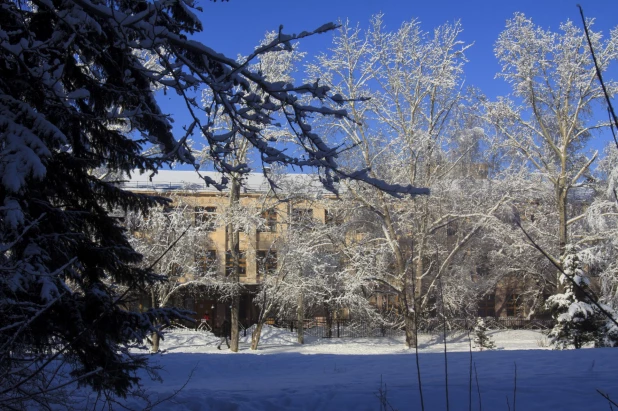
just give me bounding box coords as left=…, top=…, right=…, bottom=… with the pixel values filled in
left=150, top=331, right=160, bottom=353
left=297, top=291, right=304, bottom=344
left=409, top=239, right=424, bottom=349
left=415, top=237, right=425, bottom=303
left=404, top=310, right=416, bottom=349
left=325, top=304, right=332, bottom=338
left=251, top=301, right=273, bottom=351
left=230, top=294, right=239, bottom=352
left=556, top=177, right=568, bottom=292
left=557, top=179, right=568, bottom=258
left=250, top=320, right=265, bottom=350
left=228, top=177, right=241, bottom=352
left=150, top=289, right=160, bottom=353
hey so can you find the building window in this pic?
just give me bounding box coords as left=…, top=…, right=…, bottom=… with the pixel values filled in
left=195, top=206, right=217, bottom=231
left=258, top=210, right=277, bottom=233
left=196, top=250, right=217, bottom=274
left=446, top=220, right=458, bottom=237
left=506, top=294, right=522, bottom=317
left=478, top=294, right=495, bottom=317
left=387, top=294, right=398, bottom=309
left=169, top=263, right=182, bottom=277
left=325, top=209, right=343, bottom=226
left=256, top=250, right=277, bottom=276
left=225, top=251, right=246, bottom=277
left=476, top=265, right=490, bottom=277
left=369, top=295, right=377, bottom=306
left=291, top=208, right=313, bottom=225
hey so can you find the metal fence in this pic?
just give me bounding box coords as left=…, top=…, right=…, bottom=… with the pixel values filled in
left=300, top=319, right=404, bottom=339
left=417, top=317, right=554, bottom=333
left=253, top=317, right=554, bottom=339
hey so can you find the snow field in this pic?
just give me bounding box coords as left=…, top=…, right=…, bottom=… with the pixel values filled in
left=112, top=326, right=618, bottom=410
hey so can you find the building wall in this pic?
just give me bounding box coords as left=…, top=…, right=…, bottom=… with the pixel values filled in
left=135, top=189, right=332, bottom=286
left=127, top=173, right=564, bottom=321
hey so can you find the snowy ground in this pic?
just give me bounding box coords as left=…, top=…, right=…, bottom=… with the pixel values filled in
left=106, top=327, right=618, bottom=410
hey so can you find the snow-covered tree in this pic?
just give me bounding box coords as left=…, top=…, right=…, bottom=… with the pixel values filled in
left=1, top=0, right=432, bottom=406
left=126, top=196, right=218, bottom=351
left=307, top=15, right=504, bottom=348
left=545, top=245, right=604, bottom=349
left=250, top=202, right=337, bottom=348
left=474, top=173, right=562, bottom=318
left=576, top=147, right=618, bottom=306
left=200, top=31, right=306, bottom=352
left=247, top=174, right=382, bottom=350
left=486, top=13, right=618, bottom=266
left=473, top=317, right=496, bottom=351
left=562, top=149, right=618, bottom=347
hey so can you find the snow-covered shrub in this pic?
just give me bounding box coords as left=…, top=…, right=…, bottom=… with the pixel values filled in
left=595, top=311, right=618, bottom=347
left=473, top=317, right=496, bottom=351
left=545, top=246, right=604, bottom=349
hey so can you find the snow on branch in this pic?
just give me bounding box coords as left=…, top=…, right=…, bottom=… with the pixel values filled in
left=62, top=0, right=426, bottom=196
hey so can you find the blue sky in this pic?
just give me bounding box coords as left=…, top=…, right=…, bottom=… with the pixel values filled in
left=157, top=0, right=618, bottom=168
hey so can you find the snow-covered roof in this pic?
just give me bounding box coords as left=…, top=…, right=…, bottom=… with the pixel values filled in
left=122, top=170, right=330, bottom=195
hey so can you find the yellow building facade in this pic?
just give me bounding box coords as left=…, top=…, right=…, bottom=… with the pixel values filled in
left=125, top=170, right=552, bottom=324
left=126, top=170, right=335, bottom=324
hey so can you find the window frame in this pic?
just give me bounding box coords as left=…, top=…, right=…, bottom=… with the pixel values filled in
left=505, top=293, right=522, bottom=317
left=291, top=208, right=313, bottom=226
left=195, top=250, right=217, bottom=274
left=257, top=210, right=277, bottom=233
left=195, top=206, right=217, bottom=231
left=325, top=209, right=344, bottom=226
left=477, top=293, right=496, bottom=318
left=256, top=250, right=277, bottom=276
left=225, top=250, right=247, bottom=277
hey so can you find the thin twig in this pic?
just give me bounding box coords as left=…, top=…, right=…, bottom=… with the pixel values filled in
left=377, top=375, right=385, bottom=411
left=413, top=280, right=425, bottom=411
left=468, top=329, right=473, bottom=411
left=439, top=278, right=450, bottom=411
left=516, top=221, right=618, bottom=329
left=3, top=367, right=103, bottom=405
left=597, top=389, right=618, bottom=410
left=0, top=258, right=76, bottom=360
left=474, top=362, right=482, bottom=411
left=374, top=374, right=398, bottom=411
left=513, top=362, right=517, bottom=411
left=142, top=364, right=198, bottom=411
left=577, top=5, right=618, bottom=150
left=147, top=223, right=192, bottom=271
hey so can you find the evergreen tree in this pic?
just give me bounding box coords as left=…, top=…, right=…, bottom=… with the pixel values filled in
left=473, top=317, right=496, bottom=351
left=1, top=0, right=421, bottom=407
left=545, top=245, right=603, bottom=349
left=0, top=0, right=196, bottom=405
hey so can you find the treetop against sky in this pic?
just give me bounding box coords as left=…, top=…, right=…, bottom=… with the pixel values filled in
left=158, top=0, right=618, bottom=167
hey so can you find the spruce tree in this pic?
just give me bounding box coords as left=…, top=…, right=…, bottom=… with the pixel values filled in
left=545, top=245, right=603, bottom=349
left=0, top=0, right=194, bottom=403
left=473, top=317, right=496, bottom=351
left=1, top=0, right=421, bottom=407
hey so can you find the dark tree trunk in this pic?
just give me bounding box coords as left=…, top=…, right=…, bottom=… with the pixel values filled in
left=150, top=289, right=160, bottom=353
left=230, top=294, right=240, bottom=352
left=229, top=177, right=241, bottom=353
left=556, top=177, right=568, bottom=293
left=297, top=290, right=304, bottom=344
